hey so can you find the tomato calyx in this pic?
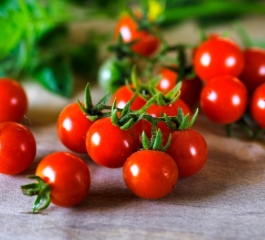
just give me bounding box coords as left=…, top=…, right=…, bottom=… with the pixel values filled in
left=142, top=129, right=172, bottom=152
left=78, top=83, right=111, bottom=122
left=21, top=175, right=51, bottom=213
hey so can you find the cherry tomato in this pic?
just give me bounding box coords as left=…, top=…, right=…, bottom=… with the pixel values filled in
left=0, top=78, right=28, bottom=123
left=114, top=14, right=160, bottom=57
left=57, top=102, right=93, bottom=153
left=111, top=85, right=146, bottom=136
left=142, top=99, right=191, bottom=138
left=156, top=68, right=202, bottom=107
left=36, top=152, right=91, bottom=207
left=239, top=48, right=265, bottom=94
left=86, top=117, right=140, bottom=168
left=166, top=129, right=208, bottom=178
left=200, top=75, right=248, bottom=124
left=193, top=37, right=244, bottom=82
left=250, top=83, right=265, bottom=129
left=111, top=85, right=146, bottom=110
left=0, top=122, right=36, bottom=175
left=98, top=57, right=132, bottom=93
left=123, top=150, right=178, bottom=199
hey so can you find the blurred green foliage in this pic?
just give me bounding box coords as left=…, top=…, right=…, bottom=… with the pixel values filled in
left=0, top=0, right=265, bottom=97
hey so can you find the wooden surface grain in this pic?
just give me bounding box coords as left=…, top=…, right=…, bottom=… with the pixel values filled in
left=1, top=16, right=265, bottom=240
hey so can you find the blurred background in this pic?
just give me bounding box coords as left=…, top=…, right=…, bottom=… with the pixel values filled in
left=1, top=0, right=265, bottom=124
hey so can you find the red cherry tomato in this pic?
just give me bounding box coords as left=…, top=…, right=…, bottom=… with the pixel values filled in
left=111, top=85, right=146, bottom=137
left=142, top=99, right=192, bottom=138
left=0, top=122, right=36, bottom=175
left=250, top=83, right=265, bottom=129
left=111, top=85, right=146, bottom=110
left=57, top=102, right=93, bottom=153
left=86, top=117, right=140, bottom=168
left=36, top=152, right=91, bottom=207
left=0, top=78, right=28, bottom=123
left=194, top=37, right=244, bottom=82
left=156, top=68, right=202, bottom=107
left=200, top=75, right=248, bottom=124
left=166, top=129, right=208, bottom=178
left=123, top=150, right=178, bottom=199
left=114, top=14, right=160, bottom=57
left=239, top=48, right=265, bottom=94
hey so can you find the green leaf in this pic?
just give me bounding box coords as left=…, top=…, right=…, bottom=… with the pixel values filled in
left=33, top=59, right=74, bottom=97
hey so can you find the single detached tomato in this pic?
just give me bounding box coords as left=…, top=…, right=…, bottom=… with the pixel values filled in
left=239, top=48, right=265, bottom=94
left=142, top=99, right=192, bottom=138
left=111, top=85, right=146, bottom=110
left=156, top=68, right=202, bottom=107
left=123, top=150, right=178, bottom=199
left=57, top=102, right=93, bottom=153
left=250, top=83, right=265, bottom=129
left=0, top=78, right=28, bottom=123
left=166, top=129, right=208, bottom=178
left=86, top=117, right=140, bottom=168
left=98, top=57, right=132, bottom=93
left=193, top=37, right=244, bottom=82
left=0, top=122, right=36, bottom=175
left=114, top=14, right=160, bottom=57
left=36, top=152, right=91, bottom=207
left=200, top=75, right=248, bottom=124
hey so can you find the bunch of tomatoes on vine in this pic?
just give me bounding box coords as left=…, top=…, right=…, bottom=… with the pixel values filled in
left=1, top=9, right=265, bottom=213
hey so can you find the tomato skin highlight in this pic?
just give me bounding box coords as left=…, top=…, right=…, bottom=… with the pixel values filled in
left=239, top=48, right=265, bottom=94
left=114, top=15, right=160, bottom=57
left=0, top=122, right=36, bottom=175
left=57, top=102, right=93, bottom=153
left=0, top=78, right=28, bottom=123
left=200, top=75, right=248, bottom=124
left=166, top=129, right=208, bottom=178
left=123, top=150, right=178, bottom=199
left=194, top=37, right=244, bottom=82
left=250, top=83, right=265, bottom=129
left=86, top=118, right=140, bottom=168
left=36, top=152, right=91, bottom=207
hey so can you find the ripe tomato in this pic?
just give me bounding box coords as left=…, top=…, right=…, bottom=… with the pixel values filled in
left=123, top=150, right=178, bottom=199
left=0, top=122, right=36, bottom=175
left=200, top=75, right=248, bottom=124
left=57, top=102, right=93, bottom=154
left=111, top=85, right=146, bottom=110
left=193, top=37, right=244, bottom=82
left=156, top=68, right=202, bottom=107
left=250, top=83, right=265, bottom=129
left=36, top=152, right=91, bottom=207
left=142, top=99, right=191, bottom=138
left=239, top=48, right=265, bottom=94
left=111, top=85, right=146, bottom=137
left=114, top=14, right=160, bottom=57
left=86, top=117, right=140, bottom=168
left=166, top=129, right=208, bottom=178
left=0, top=78, right=28, bottom=123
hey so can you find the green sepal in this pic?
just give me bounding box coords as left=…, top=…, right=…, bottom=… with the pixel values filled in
left=142, top=131, right=150, bottom=150
left=165, top=81, right=182, bottom=101
left=21, top=175, right=51, bottom=213
left=162, top=133, right=172, bottom=152
left=178, top=113, right=190, bottom=130
left=120, top=118, right=135, bottom=130
left=111, top=99, right=120, bottom=127
left=152, top=129, right=163, bottom=150
left=163, top=113, right=176, bottom=130
left=156, top=93, right=166, bottom=105
left=84, top=83, right=93, bottom=110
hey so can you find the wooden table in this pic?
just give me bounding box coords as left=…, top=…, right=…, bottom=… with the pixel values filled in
left=1, top=16, right=265, bottom=240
